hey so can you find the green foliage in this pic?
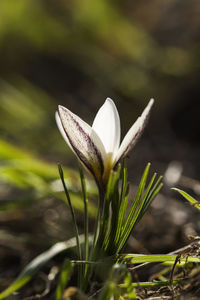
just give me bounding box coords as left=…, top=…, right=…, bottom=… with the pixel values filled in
left=0, top=237, right=78, bottom=299
left=1, top=241, right=199, bottom=299
left=0, top=138, right=97, bottom=215
left=0, top=80, right=64, bottom=155
left=0, top=1, right=199, bottom=298
left=56, top=161, right=163, bottom=293
left=118, top=253, right=200, bottom=264
left=172, top=188, right=200, bottom=211
left=0, top=0, right=67, bottom=51
left=58, top=164, right=83, bottom=288
left=96, top=163, right=163, bottom=257
left=0, top=160, right=163, bottom=298
left=97, top=264, right=129, bottom=300
left=0, top=0, right=197, bottom=112
left=56, top=260, right=73, bottom=300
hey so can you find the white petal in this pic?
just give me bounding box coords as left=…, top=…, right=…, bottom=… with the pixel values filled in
left=115, top=99, right=154, bottom=164
left=92, top=98, right=121, bottom=158
left=58, top=105, right=107, bottom=181
left=56, top=111, right=74, bottom=153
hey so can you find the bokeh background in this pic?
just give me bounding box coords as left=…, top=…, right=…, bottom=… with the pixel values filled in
left=0, top=0, right=200, bottom=296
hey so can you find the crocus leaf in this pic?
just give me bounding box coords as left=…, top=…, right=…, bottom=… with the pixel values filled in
left=172, top=188, right=200, bottom=211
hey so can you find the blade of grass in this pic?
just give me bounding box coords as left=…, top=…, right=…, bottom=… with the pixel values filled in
left=104, top=166, right=122, bottom=254
left=114, top=185, right=129, bottom=250
left=172, top=188, right=200, bottom=211
left=58, top=164, right=82, bottom=287
left=141, top=176, right=163, bottom=215
left=95, top=170, right=114, bottom=253
left=117, top=254, right=200, bottom=264
left=135, top=176, right=163, bottom=226
left=97, top=264, right=126, bottom=300
left=0, top=236, right=83, bottom=300
left=78, top=163, right=90, bottom=290
left=78, top=163, right=89, bottom=267
left=114, top=162, right=129, bottom=251
left=56, top=259, right=73, bottom=300
left=120, top=159, right=128, bottom=205
left=124, top=173, right=157, bottom=235
left=117, top=163, right=150, bottom=252
left=58, top=164, right=82, bottom=260
left=122, top=163, right=150, bottom=233
left=119, top=278, right=185, bottom=288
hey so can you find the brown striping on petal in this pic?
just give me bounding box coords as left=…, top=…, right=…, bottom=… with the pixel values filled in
left=70, top=116, right=104, bottom=178
left=119, top=129, right=141, bottom=161
left=58, top=106, right=104, bottom=181
left=115, top=101, right=153, bottom=167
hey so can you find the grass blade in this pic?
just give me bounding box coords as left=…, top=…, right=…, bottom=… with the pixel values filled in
left=135, top=176, right=163, bottom=225
left=56, top=259, right=73, bottom=300
left=119, top=278, right=185, bottom=288
left=58, top=164, right=82, bottom=287
left=118, top=163, right=150, bottom=252
left=95, top=170, right=114, bottom=253
left=114, top=184, right=129, bottom=251
left=172, top=188, right=200, bottom=211
left=117, top=253, right=200, bottom=264
left=104, top=165, right=121, bottom=254
left=58, top=164, right=82, bottom=261
left=78, top=163, right=89, bottom=266
left=114, top=162, right=129, bottom=251
left=141, top=176, right=163, bottom=215
left=0, top=236, right=82, bottom=300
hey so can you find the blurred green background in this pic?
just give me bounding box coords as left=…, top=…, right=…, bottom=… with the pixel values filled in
left=0, top=0, right=200, bottom=294
left=0, top=0, right=200, bottom=169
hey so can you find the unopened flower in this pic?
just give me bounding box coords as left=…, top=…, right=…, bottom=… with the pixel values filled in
left=56, top=98, right=154, bottom=186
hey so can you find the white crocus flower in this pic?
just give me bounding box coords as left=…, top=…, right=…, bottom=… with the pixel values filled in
left=56, top=98, right=154, bottom=186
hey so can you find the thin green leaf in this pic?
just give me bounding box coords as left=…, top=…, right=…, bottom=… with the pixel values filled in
left=118, top=169, right=162, bottom=253
left=114, top=184, right=129, bottom=250
left=95, top=170, right=114, bottom=253
left=0, top=236, right=83, bottom=300
left=127, top=173, right=157, bottom=230
left=114, top=162, right=129, bottom=250
left=58, top=164, right=82, bottom=261
left=97, top=281, right=116, bottom=300
left=122, top=268, right=136, bottom=299
left=123, top=163, right=150, bottom=232
left=172, top=188, right=200, bottom=211
left=135, top=177, right=163, bottom=225
left=120, top=159, right=128, bottom=204
left=141, top=176, right=163, bottom=215
left=118, top=163, right=150, bottom=251
left=118, top=254, right=200, bottom=264
left=98, top=264, right=125, bottom=300
left=56, top=260, right=73, bottom=300
left=79, top=163, right=89, bottom=266
left=58, top=164, right=83, bottom=287
left=119, top=278, right=185, bottom=288
left=104, top=165, right=122, bottom=254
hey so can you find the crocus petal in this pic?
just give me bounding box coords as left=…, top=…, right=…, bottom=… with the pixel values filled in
left=58, top=105, right=107, bottom=182
left=114, top=99, right=154, bottom=164
left=92, top=98, right=121, bottom=158
left=56, top=111, right=74, bottom=153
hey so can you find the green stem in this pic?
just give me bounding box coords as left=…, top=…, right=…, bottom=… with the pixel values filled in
left=78, top=163, right=89, bottom=289
left=89, top=183, right=106, bottom=264
left=79, top=164, right=89, bottom=263
left=119, top=278, right=185, bottom=288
